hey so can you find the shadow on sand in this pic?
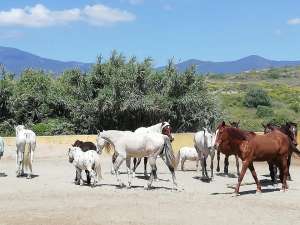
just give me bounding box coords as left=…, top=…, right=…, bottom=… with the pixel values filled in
left=0, top=172, right=8, bottom=177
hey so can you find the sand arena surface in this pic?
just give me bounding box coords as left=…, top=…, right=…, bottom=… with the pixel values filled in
left=0, top=135, right=300, bottom=225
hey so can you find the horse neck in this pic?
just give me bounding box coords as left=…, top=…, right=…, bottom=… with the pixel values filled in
left=147, top=123, right=162, bottom=133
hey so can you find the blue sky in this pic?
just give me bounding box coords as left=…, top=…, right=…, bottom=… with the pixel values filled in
left=0, top=0, right=300, bottom=66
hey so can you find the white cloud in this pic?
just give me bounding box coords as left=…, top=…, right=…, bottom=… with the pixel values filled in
left=287, top=18, right=300, bottom=25
left=0, top=4, right=135, bottom=27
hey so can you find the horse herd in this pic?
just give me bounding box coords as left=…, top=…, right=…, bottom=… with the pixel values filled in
left=0, top=121, right=299, bottom=195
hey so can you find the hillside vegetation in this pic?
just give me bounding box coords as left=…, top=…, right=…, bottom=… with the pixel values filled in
left=207, top=66, right=300, bottom=131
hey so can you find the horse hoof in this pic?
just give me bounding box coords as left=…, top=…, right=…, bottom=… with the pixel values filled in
left=256, top=189, right=262, bottom=194
left=26, top=175, right=32, bottom=179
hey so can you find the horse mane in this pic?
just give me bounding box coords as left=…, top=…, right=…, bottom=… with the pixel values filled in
left=226, top=127, right=251, bottom=141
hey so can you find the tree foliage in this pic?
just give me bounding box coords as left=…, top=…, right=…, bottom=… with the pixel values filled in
left=0, top=52, right=219, bottom=136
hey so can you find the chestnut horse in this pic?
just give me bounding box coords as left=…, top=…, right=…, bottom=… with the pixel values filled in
left=262, top=122, right=298, bottom=182
left=216, top=121, right=240, bottom=176
left=214, top=121, right=292, bottom=195
left=72, top=140, right=97, bottom=184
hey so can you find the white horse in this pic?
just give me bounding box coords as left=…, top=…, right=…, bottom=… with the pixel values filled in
left=68, top=146, right=102, bottom=187
left=0, top=136, right=4, bottom=160
left=175, top=147, right=200, bottom=171
left=99, top=130, right=178, bottom=190
left=96, top=130, right=131, bottom=174
left=15, top=125, right=36, bottom=178
left=194, top=128, right=216, bottom=179
left=133, top=122, right=174, bottom=177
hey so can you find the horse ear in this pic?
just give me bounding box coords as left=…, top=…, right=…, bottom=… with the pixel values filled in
left=237, top=120, right=240, bottom=125
left=262, top=123, right=266, bottom=128
left=221, top=121, right=226, bottom=127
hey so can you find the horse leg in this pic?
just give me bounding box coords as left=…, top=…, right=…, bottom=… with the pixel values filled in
left=145, top=157, right=156, bottom=189
left=16, top=150, right=22, bottom=177
left=268, top=161, right=277, bottom=185
left=85, top=170, right=91, bottom=185
left=248, top=162, right=262, bottom=193
left=133, top=158, right=141, bottom=178
left=235, top=155, right=240, bottom=176
left=144, top=157, right=148, bottom=177
left=200, top=155, right=205, bottom=178
left=196, top=159, right=200, bottom=172
left=287, top=153, right=292, bottom=181
left=181, top=158, right=185, bottom=171
left=111, top=152, right=118, bottom=174
left=204, top=157, right=209, bottom=178
left=235, top=160, right=250, bottom=195
left=153, top=164, right=158, bottom=180
left=75, top=168, right=81, bottom=185
left=216, top=150, right=220, bottom=172
left=210, top=150, right=215, bottom=179
left=126, top=157, right=133, bottom=188
left=279, top=157, right=289, bottom=191
left=87, top=167, right=96, bottom=187
left=224, top=156, right=229, bottom=175
left=113, top=155, right=125, bottom=187
left=27, top=146, right=33, bottom=179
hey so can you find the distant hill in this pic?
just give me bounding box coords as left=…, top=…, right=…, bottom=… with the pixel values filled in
left=0, top=46, right=92, bottom=76
left=158, top=55, right=300, bottom=74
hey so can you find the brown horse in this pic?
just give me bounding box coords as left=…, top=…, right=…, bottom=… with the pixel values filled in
left=262, top=122, right=299, bottom=182
left=72, top=140, right=97, bottom=184
left=214, top=121, right=292, bottom=195
left=216, top=121, right=240, bottom=176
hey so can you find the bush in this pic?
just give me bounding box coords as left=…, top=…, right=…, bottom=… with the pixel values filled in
left=256, top=105, right=273, bottom=118
left=289, top=102, right=300, bottom=113
left=244, top=88, right=271, bottom=108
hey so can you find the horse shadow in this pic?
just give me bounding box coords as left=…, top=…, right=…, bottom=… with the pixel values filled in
left=216, top=172, right=238, bottom=178
left=135, top=175, right=170, bottom=182
left=210, top=188, right=280, bottom=196
left=18, top=173, right=39, bottom=179
left=193, top=176, right=212, bottom=183
left=0, top=172, right=7, bottom=177
left=94, top=182, right=175, bottom=191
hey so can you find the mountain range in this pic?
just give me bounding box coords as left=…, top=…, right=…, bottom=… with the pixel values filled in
left=1, top=46, right=300, bottom=75
left=0, top=46, right=92, bottom=75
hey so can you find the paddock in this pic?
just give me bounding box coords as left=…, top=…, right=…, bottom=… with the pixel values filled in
left=0, top=134, right=300, bottom=225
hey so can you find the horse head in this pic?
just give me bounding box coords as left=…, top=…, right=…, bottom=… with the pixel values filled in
left=161, top=121, right=174, bottom=142
left=285, top=122, right=298, bottom=146
left=229, top=120, right=240, bottom=128
left=262, top=123, right=275, bottom=134
left=68, top=147, right=74, bottom=163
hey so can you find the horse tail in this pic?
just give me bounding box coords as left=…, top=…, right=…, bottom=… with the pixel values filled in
left=175, top=149, right=181, bottom=170
left=292, top=145, right=300, bottom=157
left=104, top=142, right=113, bottom=154
left=163, top=136, right=176, bottom=170
left=23, top=142, right=31, bottom=170
left=95, top=157, right=103, bottom=181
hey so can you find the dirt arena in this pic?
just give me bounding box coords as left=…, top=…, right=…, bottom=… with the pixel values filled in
left=1, top=136, right=300, bottom=225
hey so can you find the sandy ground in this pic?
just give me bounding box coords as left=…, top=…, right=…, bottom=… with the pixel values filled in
left=1, top=143, right=300, bottom=225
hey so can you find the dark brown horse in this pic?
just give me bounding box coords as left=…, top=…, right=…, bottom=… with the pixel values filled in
left=72, top=140, right=97, bottom=184
left=216, top=121, right=240, bottom=176
left=215, top=121, right=293, bottom=195
left=262, top=122, right=298, bottom=182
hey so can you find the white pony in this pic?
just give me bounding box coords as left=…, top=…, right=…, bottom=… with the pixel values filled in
left=15, top=125, right=36, bottom=178
left=133, top=122, right=174, bottom=176
left=0, top=136, right=4, bottom=159
left=194, top=128, right=216, bottom=179
left=175, top=147, right=200, bottom=171
left=68, top=146, right=102, bottom=187
left=99, top=130, right=177, bottom=190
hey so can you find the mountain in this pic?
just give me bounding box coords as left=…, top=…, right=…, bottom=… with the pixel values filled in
left=0, top=46, right=92, bottom=75
left=159, top=55, right=300, bottom=74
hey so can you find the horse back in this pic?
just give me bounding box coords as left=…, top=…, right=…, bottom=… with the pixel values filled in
left=248, top=132, right=289, bottom=161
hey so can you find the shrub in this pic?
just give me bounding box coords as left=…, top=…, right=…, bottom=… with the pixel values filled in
left=289, top=102, right=300, bottom=113
left=256, top=105, right=273, bottom=118
left=244, top=88, right=271, bottom=108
